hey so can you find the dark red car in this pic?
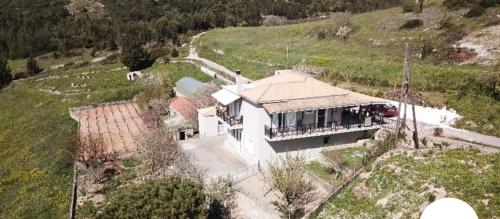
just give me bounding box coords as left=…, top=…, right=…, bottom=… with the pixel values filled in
left=363, top=104, right=399, bottom=117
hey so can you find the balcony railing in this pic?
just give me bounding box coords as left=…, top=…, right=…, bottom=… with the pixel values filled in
left=264, top=117, right=384, bottom=140
left=216, top=108, right=243, bottom=126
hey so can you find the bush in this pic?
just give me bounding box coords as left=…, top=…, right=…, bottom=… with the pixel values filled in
left=314, top=13, right=356, bottom=40
left=464, top=6, right=485, bottom=18
left=443, top=0, right=477, bottom=9
left=13, top=72, right=29, bottom=80
left=479, top=0, right=497, bottom=7
left=433, top=128, right=444, bottom=136
left=439, top=16, right=455, bottom=29
left=98, top=178, right=207, bottom=218
left=401, top=0, right=417, bottom=12
left=400, top=19, right=423, bottom=29
left=421, top=137, right=428, bottom=146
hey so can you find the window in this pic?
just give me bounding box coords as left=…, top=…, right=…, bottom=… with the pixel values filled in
left=230, top=129, right=242, bottom=142
left=323, top=136, right=330, bottom=144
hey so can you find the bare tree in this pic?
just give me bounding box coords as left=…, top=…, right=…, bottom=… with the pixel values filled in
left=206, top=176, right=237, bottom=219
left=136, top=74, right=173, bottom=128
left=267, top=153, right=316, bottom=218
left=75, top=134, right=116, bottom=168
left=136, top=127, right=180, bottom=175
left=185, top=84, right=219, bottom=129
left=141, top=98, right=169, bottom=128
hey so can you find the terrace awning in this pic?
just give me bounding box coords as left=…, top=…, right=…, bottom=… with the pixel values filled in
left=211, top=89, right=240, bottom=105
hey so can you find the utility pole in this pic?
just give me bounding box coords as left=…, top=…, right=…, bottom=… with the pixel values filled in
left=286, top=46, right=289, bottom=69
left=395, top=43, right=419, bottom=148
left=395, top=44, right=409, bottom=144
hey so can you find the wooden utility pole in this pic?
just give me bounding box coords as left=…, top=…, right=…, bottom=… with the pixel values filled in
left=395, top=43, right=419, bottom=149
left=395, top=44, right=409, bottom=144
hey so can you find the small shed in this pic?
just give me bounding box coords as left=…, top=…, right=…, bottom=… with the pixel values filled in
left=198, top=106, right=220, bottom=137
left=175, top=77, right=210, bottom=100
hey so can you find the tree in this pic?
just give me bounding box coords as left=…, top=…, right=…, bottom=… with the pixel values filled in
left=136, top=128, right=181, bottom=175
left=206, top=176, right=237, bottom=219
left=98, top=177, right=207, bottom=218
left=267, top=154, right=316, bottom=218
left=120, top=42, right=154, bottom=71
left=75, top=134, right=117, bottom=168
left=119, top=23, right=155, bottom=71
left=26, top=56, right=42, bottom=76
left=0, top=56, right=12, bottom=88
left=136, top=74, right=173, bottom=127
left=185, top=84, right=218, bottom=129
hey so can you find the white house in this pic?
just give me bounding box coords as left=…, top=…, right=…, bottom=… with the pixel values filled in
left=204, top=70, right=389, bottom=166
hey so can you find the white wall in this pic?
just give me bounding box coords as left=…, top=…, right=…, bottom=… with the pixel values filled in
left=198, top=115, right=219, bottom=137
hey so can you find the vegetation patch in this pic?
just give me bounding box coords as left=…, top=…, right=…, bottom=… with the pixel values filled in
left=315, top=148, right=499, bottom=218
left=197, top=5, right=499, bottom=136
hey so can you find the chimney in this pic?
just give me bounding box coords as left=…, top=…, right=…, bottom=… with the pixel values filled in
left=235, top=70, right=242, bottom=93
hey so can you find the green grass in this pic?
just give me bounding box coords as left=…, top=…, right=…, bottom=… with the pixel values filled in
left=144, top=62, right=213, bottom=83
left=307, top=161, right=334, bottom=182
left=196, top=5, right=500, bottom=136
left=0, top=62, right=140, bottom=218
left=0, top=59, right=207, bottom=218
left=315, top=148, right=500, bottom=218
left=322, top=147, right=369, bottom=170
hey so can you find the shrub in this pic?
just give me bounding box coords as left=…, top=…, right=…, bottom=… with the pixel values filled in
left=314, top=13, right=356, bottom=40
left=433, top=128, right=444, bottom=136
left=401, top=0, right=417, bottom=12
left=26, top=56, right=43, bottom=76
left=400, top=19, right=423, bottom=29
left=479, top=0, right=497, bottom=7
left=443, top=0, right=477, bottom=9
left=464, top=6, right=485, bottom=18
left=13, top=72, right=29, bottom=80
left=428, top=194, right=436, bottom=202
left=421, top=137, right=428, bottom=146
left=98, top=178, right=207, bottom=218
left=439, top=16, right=455, bottom=29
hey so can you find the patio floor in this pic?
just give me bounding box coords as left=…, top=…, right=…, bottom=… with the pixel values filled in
left=180, top=135, right=249, bottom=179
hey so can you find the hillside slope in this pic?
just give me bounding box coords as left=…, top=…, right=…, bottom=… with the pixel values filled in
left=0, top=56, right=209, bottom=218
left=196, top=3, right=500, bottom=136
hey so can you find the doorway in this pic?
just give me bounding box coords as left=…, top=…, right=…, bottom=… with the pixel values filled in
left=317, top=109, right=326, bottom=128
left=179, top=131, right=186, bottom=141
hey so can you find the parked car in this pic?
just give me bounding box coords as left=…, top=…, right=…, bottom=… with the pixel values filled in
left=363, top=104, right=399, bottom=117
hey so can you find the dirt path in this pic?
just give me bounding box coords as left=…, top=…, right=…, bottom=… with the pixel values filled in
left=186, top=32, right=252, bottom=84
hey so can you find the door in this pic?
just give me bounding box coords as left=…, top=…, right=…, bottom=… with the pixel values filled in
left=317, top=109, right=326, bottom=128
left=179, top=131, right=186, bottom=141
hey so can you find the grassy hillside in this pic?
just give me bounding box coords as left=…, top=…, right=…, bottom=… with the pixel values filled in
left=196, top=3, right=500, bottom=136
left=0, top=58, right=210, bottom=218
left=314, top=148, right=499, bottom=218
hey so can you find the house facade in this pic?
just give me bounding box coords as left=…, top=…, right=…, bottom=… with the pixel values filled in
left=208, top=70, right=389, bottom=166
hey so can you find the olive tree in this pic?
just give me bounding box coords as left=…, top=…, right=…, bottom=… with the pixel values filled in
left=267, top=153, right=316, bottom=218
left=98, top=177, right=207, bottom=218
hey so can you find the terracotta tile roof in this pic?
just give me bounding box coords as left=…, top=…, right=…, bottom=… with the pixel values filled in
left=170, top=97, right=197, bottom=118
left=239, top=71, right=387, bottom=113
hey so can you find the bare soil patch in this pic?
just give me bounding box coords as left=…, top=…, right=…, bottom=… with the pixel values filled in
left=72, top=101, right=148, bottom=156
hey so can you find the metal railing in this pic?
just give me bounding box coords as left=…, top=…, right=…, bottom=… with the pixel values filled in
left=216, top=108, right=243, bottom=126
left=265, top=118, right=384, bottom=139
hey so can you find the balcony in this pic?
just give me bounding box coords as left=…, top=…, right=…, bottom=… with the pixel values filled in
left=264, top=117, right=384, bottom=141
left=216, top=107, right=243, bottom=127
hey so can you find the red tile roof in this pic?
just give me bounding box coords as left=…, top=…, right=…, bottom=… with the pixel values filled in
left=170, top=97, right=197, bottom=118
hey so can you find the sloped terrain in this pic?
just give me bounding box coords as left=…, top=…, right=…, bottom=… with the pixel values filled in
left=196, top=3, right=500, bottom=136
left=315, top=148, right=499, bottom=218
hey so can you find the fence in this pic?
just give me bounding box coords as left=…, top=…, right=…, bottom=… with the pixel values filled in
left=68, top=164, right=78, bottom=219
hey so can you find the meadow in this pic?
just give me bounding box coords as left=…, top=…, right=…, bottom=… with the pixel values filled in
left=0, top=57, right=209, bottom=218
